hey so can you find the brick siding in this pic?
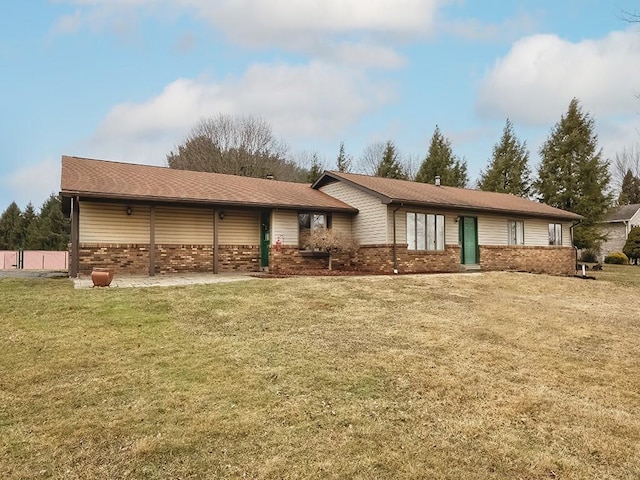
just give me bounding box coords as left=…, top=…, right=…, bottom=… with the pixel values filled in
left=480, top=245, right=576, bottom=276
left=77, top=243, right=150, bottom=275
left=76, top=242, right=576, bottom=276
left=218, top=245, right=261, bottom=272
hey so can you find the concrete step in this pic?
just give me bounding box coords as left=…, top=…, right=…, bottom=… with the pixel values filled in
left=461, top=264, right=481, bottom=272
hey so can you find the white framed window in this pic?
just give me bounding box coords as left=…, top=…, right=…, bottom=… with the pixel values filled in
left=548, top=223, right=562, bottom=246
left=406, top=212, right=445, bottom=251
left=508, top=220, right=524, bottom=245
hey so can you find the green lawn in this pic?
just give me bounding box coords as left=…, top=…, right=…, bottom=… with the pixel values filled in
left=1, top=270, right=639, bottom=479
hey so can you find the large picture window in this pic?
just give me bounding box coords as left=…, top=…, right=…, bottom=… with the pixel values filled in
left=407, top=212, right=445, bottom=251
left=548, top=223, right=562, bottom=246
left=508, top=220, right=524, bottom=245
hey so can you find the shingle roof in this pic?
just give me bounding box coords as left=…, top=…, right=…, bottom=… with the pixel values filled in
left=60, top=156, right=357, bottom=212
left=314, top=171, right=582, bottom=220
left=602, top=204, right=640, bottom=222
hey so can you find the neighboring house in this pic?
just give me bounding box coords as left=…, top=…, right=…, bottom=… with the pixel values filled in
left=598, top=204, right=640, bottom=260
left=60, top=156, right=582, bottom=277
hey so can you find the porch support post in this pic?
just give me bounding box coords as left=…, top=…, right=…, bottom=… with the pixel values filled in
left=149, top=205, right=156, bottom=276
left=213, top=208, right=219, bottom=274
left=70, top=196, right=80, bottom=278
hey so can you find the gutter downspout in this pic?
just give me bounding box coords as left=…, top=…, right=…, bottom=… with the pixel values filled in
left=392, top=204, right=403, bottom=274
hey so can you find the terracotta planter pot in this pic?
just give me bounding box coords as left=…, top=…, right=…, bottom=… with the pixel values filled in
left=91, top=268, right=114, bottom=287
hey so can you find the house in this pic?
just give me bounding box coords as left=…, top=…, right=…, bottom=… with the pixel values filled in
left=598, top=203, right=640, bottom=260
left=60, top=155, right=582, bottom=277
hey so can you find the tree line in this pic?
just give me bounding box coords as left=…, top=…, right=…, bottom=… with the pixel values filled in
left=0, top=195, right=70, bottom=251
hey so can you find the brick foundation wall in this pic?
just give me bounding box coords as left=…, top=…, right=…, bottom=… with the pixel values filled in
left=218, top=245, right=261, bottom=272
left=78, top=243, right=261, bottom=275
left=77, top=242, right=576, bottom=276
left=354, top=244, right=461, bottom=274
left=156, top=244, right=214, bottom=274
left=270, top=246, right=330, bottom=272
left=398, top=245, right=462, bottom=273
left=480, top=245, right=576, bottom=276
left=78, top=243, right=150, bottom=275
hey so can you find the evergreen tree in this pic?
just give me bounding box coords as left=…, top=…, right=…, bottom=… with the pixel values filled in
left=375, top=141, right=406, bottom=179
left=35, top=195, right=70, bottom=251
left=336, top=142, right=352, bottom=173
left=416, top=126, right=468, bottom=187
left=20, top=202, right=40, bottom=250
left=0, top=202, right=23, bottom=249
left=307, top=154, right=324, bottom=183
left=535, top=98, right=611, bottom=250
left=617, top=169, right=640, bottom=205
left=623, top=226, right=640, bottom=264
left=478, top=119, right=531, bottom=197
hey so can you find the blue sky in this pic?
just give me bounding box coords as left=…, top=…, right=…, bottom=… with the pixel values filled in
left=1, top=1, right=639, bottom=211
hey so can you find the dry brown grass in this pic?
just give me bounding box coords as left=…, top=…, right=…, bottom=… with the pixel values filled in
left=1, top=271, right=639, bottom=479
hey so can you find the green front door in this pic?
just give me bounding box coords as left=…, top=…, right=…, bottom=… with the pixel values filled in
left=460, top=216, right=478, bottom=264
left=260, top=211, right=270, bottom=268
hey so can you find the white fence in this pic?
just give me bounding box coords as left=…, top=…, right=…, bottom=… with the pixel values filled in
left=0, top=251, right=69, bottom=271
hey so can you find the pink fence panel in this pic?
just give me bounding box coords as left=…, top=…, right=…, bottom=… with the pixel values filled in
left=0, top=251, right=68, bottom=270
left=1, top=252, right=18, bottom=269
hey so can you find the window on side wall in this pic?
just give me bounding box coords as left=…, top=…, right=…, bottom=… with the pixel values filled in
left=299, top=212, right=330, bottom=249
left=406, top=212, right=445, bottom=251
left=508, top=220, right=524, bottom=245
left=548, top=223, right=562, bottom=246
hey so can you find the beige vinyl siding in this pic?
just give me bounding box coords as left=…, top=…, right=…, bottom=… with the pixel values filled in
left=524, top=219, right=573, bottom=247
left=156, top=206, right=213, bottom=245
left=331, top=213, right=352, bottom=235
left=272, top=210, right=298, bottom=246
left=218, top=209, right=259, bottom=245
left=79, top=202, right=150, bottom=243
left=320, top=182, right=387, bottom=244
left=477, top=215, right=509, bottom=246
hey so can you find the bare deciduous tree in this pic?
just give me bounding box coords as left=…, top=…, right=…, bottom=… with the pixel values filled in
left=167, top=114, right=306, bottom=182
left=303, top=229, right=359, bottom=270
left=611, top=145, right=640, bottom=193
left=357, top=141, right=386, bottom=175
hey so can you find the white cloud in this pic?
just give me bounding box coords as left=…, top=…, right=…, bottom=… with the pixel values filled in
left=191, top=0, right=440, bottom=41
left=88, top=62, right=394, bottom=165
left=51, top=0, right=441, bottom=67
left=2, top=158, right=60, bottom=209
left=477, top=29, right=640, bottom=125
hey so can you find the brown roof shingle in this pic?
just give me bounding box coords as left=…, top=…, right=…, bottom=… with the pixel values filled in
left=60, top=156, right=357, bottom=212
left=314, top=171, right=582, bottom=220
left=602, top=203, right=640, bottom=222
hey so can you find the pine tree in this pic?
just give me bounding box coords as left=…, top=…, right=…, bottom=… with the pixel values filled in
left=375, top=141, right=406, bottom=179
left=20, top=202, right=40, bottom=250
left=623, top=226, right=640, bottom=264
left=535, top=98, right=611, bottom=250
left=0, top=202, right=23, bottom=249
left=336, top=142, right=352, bottom=173
left=307, top=154, right=324, bottom=183
left=36, top=195, right=70, bottom=251
left=617, top=169, right=640, bottom=205
left=478, top=119, right=531, bottom=197
left=416, top=126, right=468, bottom=187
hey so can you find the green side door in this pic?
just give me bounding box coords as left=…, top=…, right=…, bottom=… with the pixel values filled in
left=460, top=216, right=478, bottom=264
left=260, top=211, right=270, bottom=268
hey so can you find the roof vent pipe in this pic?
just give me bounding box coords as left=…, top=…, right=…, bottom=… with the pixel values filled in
left=435, top=175, right=441, bottom=186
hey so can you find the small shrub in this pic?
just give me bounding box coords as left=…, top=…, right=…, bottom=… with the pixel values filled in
left=580, top=249, right=598, bottom=263
left=604, top=252, right=628, bottom=265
